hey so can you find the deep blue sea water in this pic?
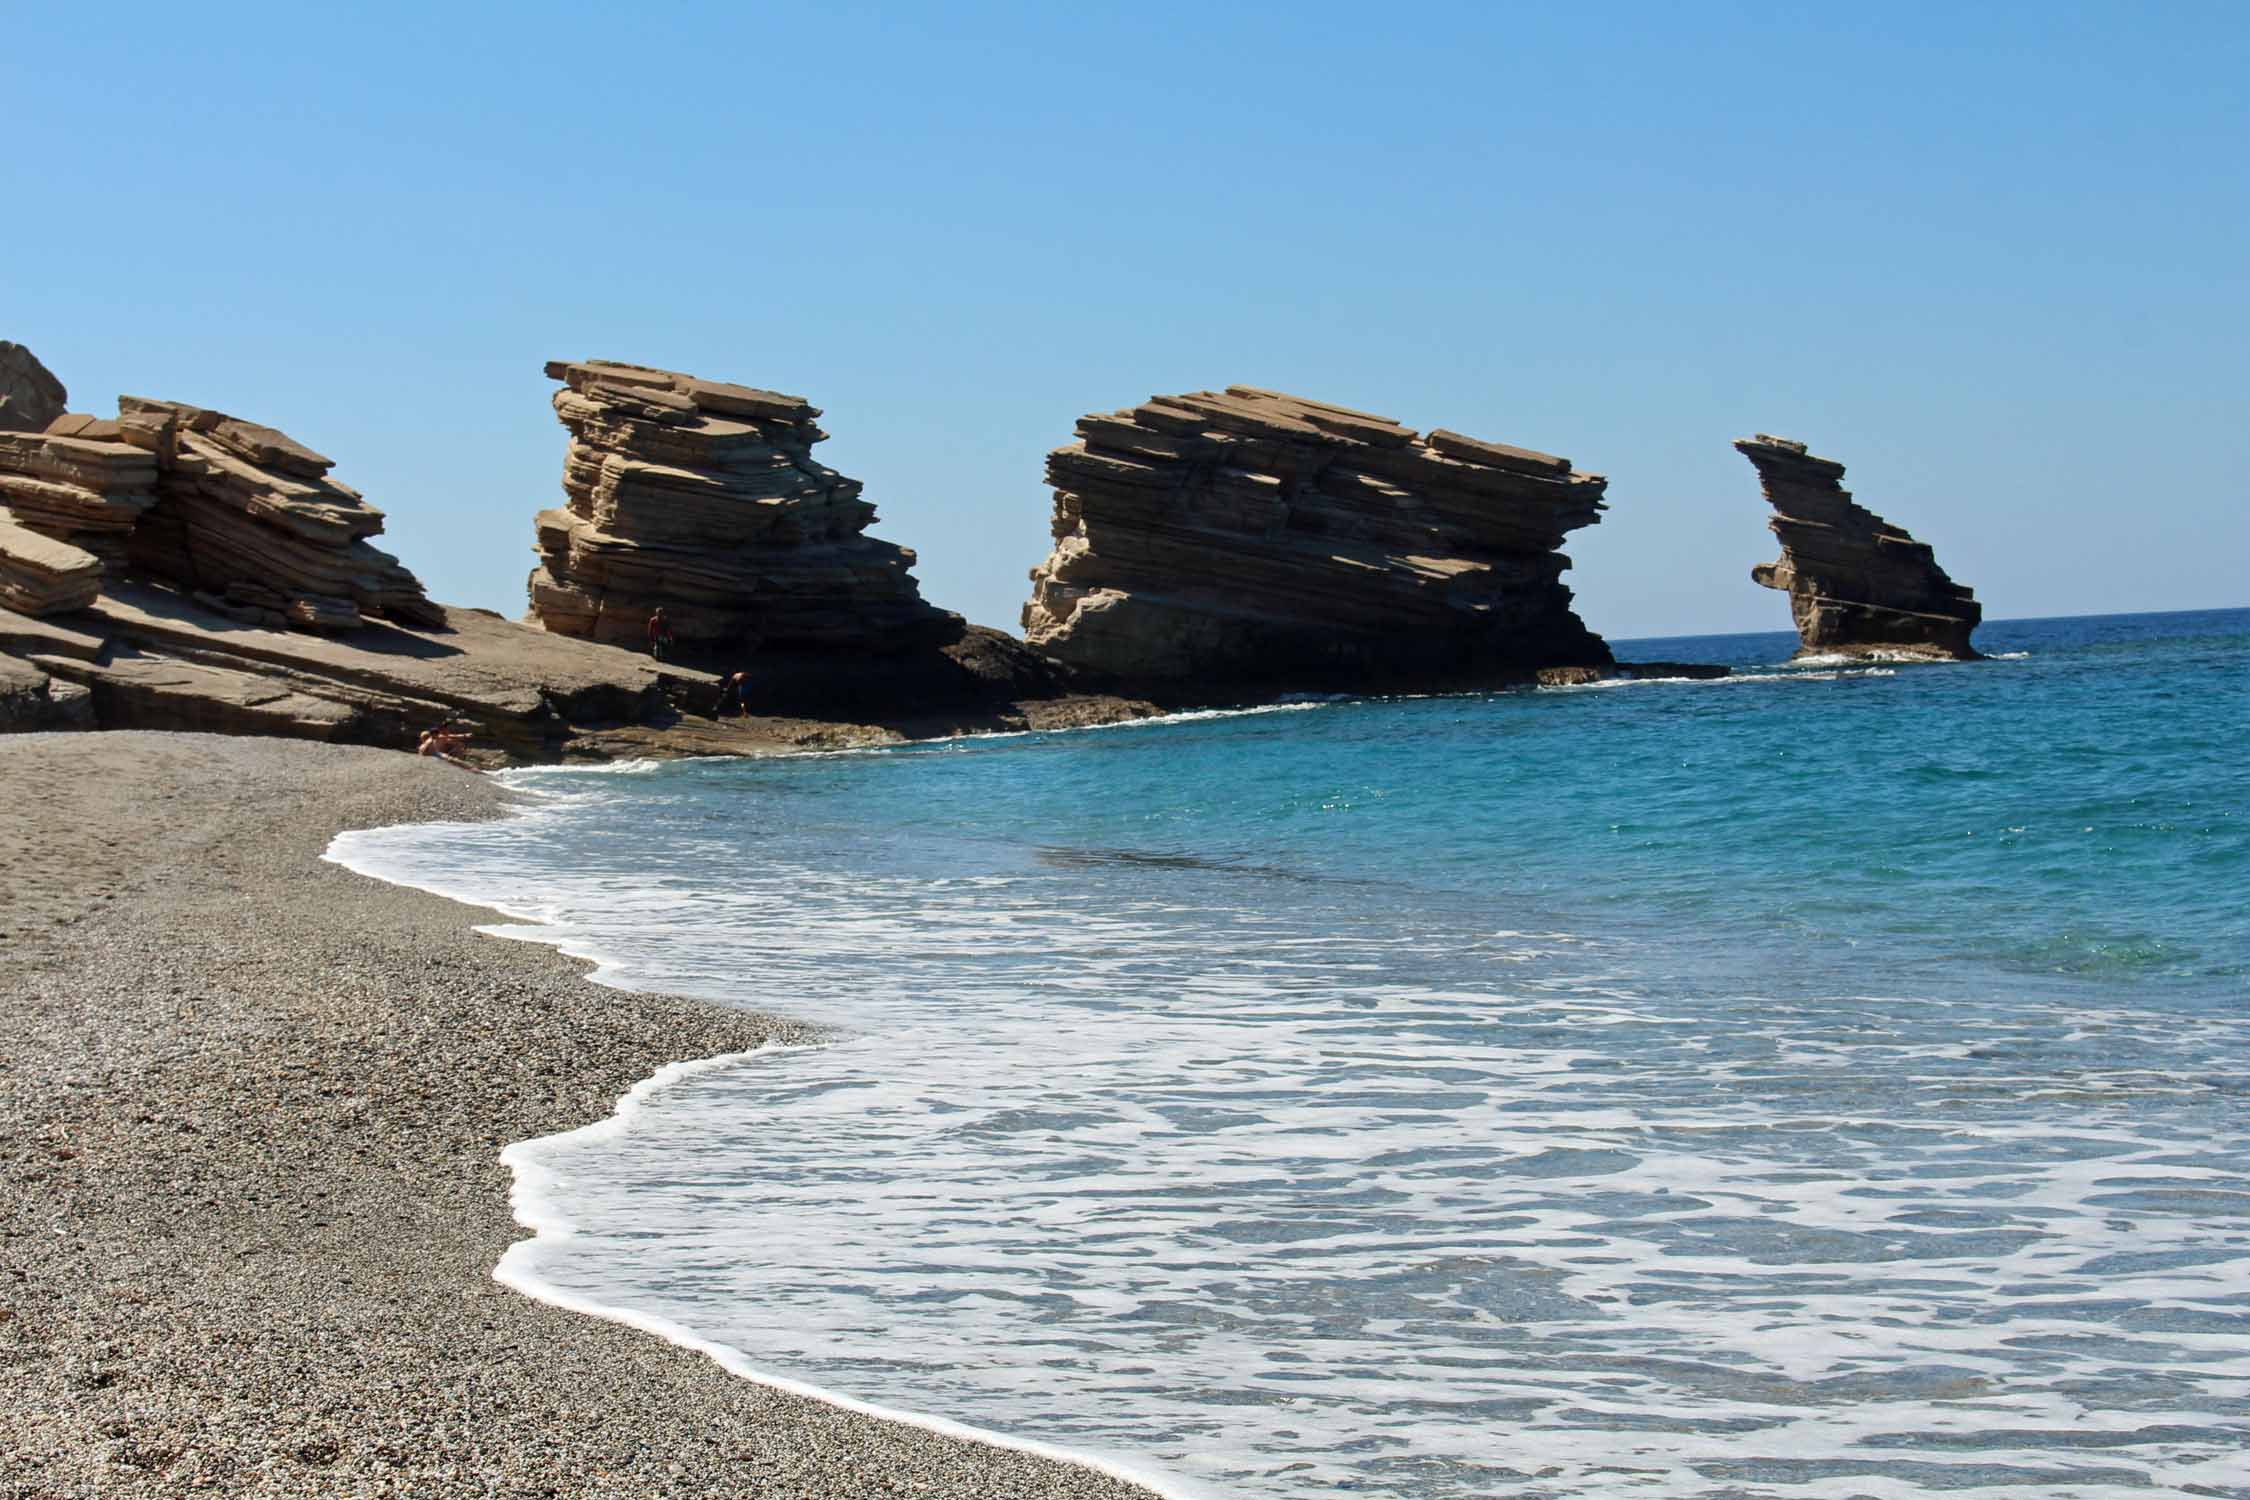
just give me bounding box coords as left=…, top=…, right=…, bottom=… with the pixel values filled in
left=332, top=608, right=2250, bottom=1500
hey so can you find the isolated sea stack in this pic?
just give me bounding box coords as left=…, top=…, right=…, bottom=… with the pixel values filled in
left=528, top=360, right=956, bottom=658
left=1736, top=434, right=1980, bottom=660
left=1020, top=386, right=1611, bottom=689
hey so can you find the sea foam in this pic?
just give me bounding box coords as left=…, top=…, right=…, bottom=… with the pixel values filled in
left=323, top=610, right=2250, bottom=1499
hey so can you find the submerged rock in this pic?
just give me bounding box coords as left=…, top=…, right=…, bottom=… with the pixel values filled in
left=1736, top=434, right=1981, bottom=660
left=1021, top=386, right=1612, bottom=690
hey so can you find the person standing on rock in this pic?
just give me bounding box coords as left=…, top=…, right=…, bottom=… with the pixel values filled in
left=646, top=607, right=676, bottom=662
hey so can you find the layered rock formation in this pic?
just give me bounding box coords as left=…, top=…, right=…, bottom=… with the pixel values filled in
left=1021, top=386, right=1611, bottom=687
left=0, top=344, right=1159, bottom=757
left=1736, top=434, right=1981, bottom=660
left=529, top=360, right=955, bottom=656
left=1, top=582, right=692, bottom=758
left=0, top=577, right=1153, bottom=756
left=115, top=398, right=443, bottom=631
left=0, top=375, right=150, bottom=616
left=0, top=512, right=102, bottom=616
left=0, top=342, right=67, bottom=434
left=0, top=346, right=440, bottom=634
left=0, top=343, right=700, bottom=757
left=0, top=422, right=159, bottom=564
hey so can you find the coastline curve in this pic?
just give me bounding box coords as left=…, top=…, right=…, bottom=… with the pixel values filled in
left=322, top=795, right=1198, bottom=1500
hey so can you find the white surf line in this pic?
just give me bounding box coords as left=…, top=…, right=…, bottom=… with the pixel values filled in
left=799, top=697, right=1348, bottom=757
left=322, top=796, right=1205, bottom=1500
left=483, top=756, right=677, bottom=776
left=496, top=1046, right=1205, bottom=1500
left=325, top=771, right=697, bottom=995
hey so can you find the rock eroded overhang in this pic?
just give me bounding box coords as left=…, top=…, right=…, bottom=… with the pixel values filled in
left=1735, top=434, right=1980, bottom=660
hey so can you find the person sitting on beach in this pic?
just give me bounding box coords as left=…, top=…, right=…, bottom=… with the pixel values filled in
left=416, top=723, right=478, bottom=771
left=646, top=607, right=676, bottom=662
left=713, top=670, right=752, bottom=720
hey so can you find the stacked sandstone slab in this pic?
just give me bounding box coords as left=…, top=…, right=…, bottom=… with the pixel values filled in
left=0, top=512, right=102, bottom=616
left=113, top=397, right=443, bottom=631
left=0, top=372, right=441, bottom=632
left=0, top=343, right=736, bottom=758
left=0, top=345, right=121, bottom=618
left=0, top=415, right=157, bottom=619
left=1021, top=386, right=1612, bottom=686
left=529, top=359, right=955, bottom=655
left=1736, top=434, right=1980, bottom=660
left=0, top=420, right=160, bottom=564
left=11, top=582, right=684, bottom=759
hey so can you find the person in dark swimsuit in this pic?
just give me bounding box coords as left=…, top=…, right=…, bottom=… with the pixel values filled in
left=713, top=670, right=752, bottom=719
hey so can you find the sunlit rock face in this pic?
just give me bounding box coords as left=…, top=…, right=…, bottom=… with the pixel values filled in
left=527, top=359, right=955, bottom=658
left=103, top=398, right=442, bottom=632
left=1021, top=385, right=1612, bottom=689
left=1737, top=434, right=1980, bottom=661
left=0, top=356, right=436, bottom=633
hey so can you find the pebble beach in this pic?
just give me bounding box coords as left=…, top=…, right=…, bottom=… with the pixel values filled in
left=0, top=731, right=1162, bottom=1499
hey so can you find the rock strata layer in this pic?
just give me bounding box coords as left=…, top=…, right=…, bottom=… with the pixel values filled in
left=1736, top=434, right=1980, bottom=660
left=0, top=346, right=1147, bottom=756
left=0, top=352, right=442, bottom=634
left=1021, top=386, right=1612, bottom=687
left=0, top=422, right=160, bottom=565
left=115, top=397, right=443, bottom=631
left=529, top=360, right=955, bottom=656
left=0, top=582, right=694, bottom=757
left=0, top=511, right=103, bottom=616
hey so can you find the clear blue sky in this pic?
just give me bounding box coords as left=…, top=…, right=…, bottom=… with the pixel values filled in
left=7, top=1, right=2244, bottom=641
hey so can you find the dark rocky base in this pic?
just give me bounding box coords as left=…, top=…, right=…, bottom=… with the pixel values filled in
left=2, top=581, right=1726, bottom=762
left=1781, top=601, right=1985, bottom=661
left=1612, top=660, right=1733, bottom=679
left=0, top=581, right=1172, bottom=762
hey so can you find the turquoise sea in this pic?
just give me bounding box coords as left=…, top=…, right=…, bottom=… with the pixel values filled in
left=332, top=608, right=2250, bottom=1500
